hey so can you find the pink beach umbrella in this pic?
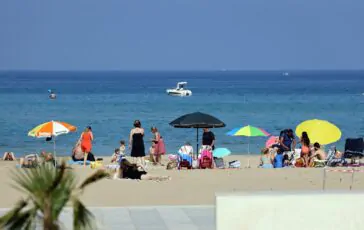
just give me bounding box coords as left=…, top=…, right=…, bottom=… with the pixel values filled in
left=266, top=136, right=279, bottom=148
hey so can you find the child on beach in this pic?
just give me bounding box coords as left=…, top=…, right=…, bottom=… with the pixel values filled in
left=119, top=140, right=126, bottom=157
left=111, top=141, right=126, bottom=163
left=259, top=148, right=274, bottom=168
left=111, top=148, right=121, bottom=163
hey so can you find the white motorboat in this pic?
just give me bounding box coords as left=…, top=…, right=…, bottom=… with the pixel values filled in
left=166, top=82, right=192, bottom=96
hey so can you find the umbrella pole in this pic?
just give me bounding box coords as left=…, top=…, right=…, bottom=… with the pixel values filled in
left=196, top=128, right=199, bottom=159
left=247, top=137, right=251, bottom=168
left=53, top=136, right=57, bottom=167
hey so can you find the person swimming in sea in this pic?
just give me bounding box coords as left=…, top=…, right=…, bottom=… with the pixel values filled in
left=48, top=89, right=56, bottom=99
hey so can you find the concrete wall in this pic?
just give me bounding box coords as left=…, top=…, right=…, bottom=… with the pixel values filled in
left=216, top=191, right=364, bottom=230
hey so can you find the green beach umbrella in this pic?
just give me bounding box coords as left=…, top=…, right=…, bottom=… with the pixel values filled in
left=227, top=125, right=270, bottom=168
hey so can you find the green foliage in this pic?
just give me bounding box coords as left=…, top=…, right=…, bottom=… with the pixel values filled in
left=0, top=162, right=109, bottom=230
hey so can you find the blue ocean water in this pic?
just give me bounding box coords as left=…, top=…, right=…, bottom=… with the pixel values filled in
left=0, top=70, right=363, bottom=156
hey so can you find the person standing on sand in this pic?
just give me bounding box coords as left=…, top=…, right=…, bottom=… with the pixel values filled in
left=300, top=131, right=311, bottom=167
left=279, top=129, right=296, bottom=152
left=79, top=126, right=93, bottom=166
left=151, top=126, right=166, bottom=165
left=202, top=128, right=215, bottom=150
left=129, top=120, right=146, bottom=166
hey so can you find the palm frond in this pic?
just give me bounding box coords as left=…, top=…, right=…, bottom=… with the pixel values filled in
left=0, top=205, right=37, bottom=230
left=47, top=161, right=67, bottom=193
left=78, top=170, right=109, bottom=190
left=73, top=199, right=96, bottom=230
left=23, top=207, right=39, bottom=230
left=0, top=199, right=28, bottom=227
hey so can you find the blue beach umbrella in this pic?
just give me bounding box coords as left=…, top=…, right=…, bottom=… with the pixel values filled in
left=213, top=148, right=231, bottom=158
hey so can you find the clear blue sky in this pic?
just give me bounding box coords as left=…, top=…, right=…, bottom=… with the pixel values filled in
left=0, top=0, right=363, bottom=70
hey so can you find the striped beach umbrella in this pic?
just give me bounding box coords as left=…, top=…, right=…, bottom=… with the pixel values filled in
left=227, top=125, right=270, bottom=137
left=28, top=121, right=77, bottom=165
left=227, top=125, right=270, bottom=168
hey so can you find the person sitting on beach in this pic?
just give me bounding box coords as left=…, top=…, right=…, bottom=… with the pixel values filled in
left=72, top=141, right=84, bottom=161
left=41, top=151, right=54, bottom=163
left=178, top=142, right=193, bottom=156
left=111, top=148, right=122, bottom=163
left=259, top=148, right=274, bottom=168
left=114, top=158, right=170, bottom=181
left=311, top=142, right=326, bottom=161
left=3, top=152, right=16, bottom=161
left=19, top=154, right=40, bottom=168
left=72, top=141, right=96, bottom=162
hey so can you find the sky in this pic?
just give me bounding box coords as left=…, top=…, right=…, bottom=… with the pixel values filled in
left=0, top=0, right=363, bottom=71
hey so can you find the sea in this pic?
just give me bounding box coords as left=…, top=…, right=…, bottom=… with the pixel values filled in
left=0, top=70, right=363, bottom=156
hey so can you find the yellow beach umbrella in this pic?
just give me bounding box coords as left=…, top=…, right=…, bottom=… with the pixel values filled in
left=295, top=119, right=341, bottom=145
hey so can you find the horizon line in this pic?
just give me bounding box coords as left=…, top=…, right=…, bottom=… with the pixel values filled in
left=0, top=69, right=364, bottom=72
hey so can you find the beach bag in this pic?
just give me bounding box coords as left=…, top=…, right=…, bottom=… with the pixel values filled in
left=192, top=159, right=199, bottom=169
left=91, top=160, right=103, bottom=169
left=229, top=160, right=240, bottom=168
left=166, top=160, right=178, bottom=170
left=214, top=157, right=225, bottom=169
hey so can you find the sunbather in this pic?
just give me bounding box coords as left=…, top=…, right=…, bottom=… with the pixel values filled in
left=72, top=140, right=95, bottom=162
left=40, top=151, right=54, bottom=163
left=259, top=148, right=274, bottom=168
left=19, top=154, right=39, bottom=168
left=178, top=142, right=193, bottom=156
left=114, top=158, right=170, bottom=181
left=3, top=152, right=16, bottom=161
left=310, top=142, right=326, bottom=164
left=111, top=148, right=122, bottom=163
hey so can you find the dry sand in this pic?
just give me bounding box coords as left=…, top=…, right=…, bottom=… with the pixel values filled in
left=0, top=155, right=363, bottom=208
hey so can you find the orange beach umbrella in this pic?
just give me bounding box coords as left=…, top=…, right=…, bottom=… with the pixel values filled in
left=28, top=121, right=77, bottom=137
left=28, top=121, right=77, bottom=165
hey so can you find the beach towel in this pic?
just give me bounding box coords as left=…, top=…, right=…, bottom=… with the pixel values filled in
left=67, top=160, right=91, bottom=165
left=105, top=164, right=120, bottom=169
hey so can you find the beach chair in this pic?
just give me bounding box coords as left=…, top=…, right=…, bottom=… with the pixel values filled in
left=343, top=138, right=364, bottom=164
left=177, top=153, right=192, bottom=170
left=199, top=149, right=213, bottom=169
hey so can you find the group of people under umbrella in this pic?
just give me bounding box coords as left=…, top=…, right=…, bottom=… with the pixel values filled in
left=24, top=112, right=342, bottom=170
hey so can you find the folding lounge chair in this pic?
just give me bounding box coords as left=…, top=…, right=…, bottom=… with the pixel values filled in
left=199, top=149, right=214, bottom=169
left=178, top=153, right=192, bottom=170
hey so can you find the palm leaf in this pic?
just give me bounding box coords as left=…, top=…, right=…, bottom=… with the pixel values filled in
left=0, top=207, right=37, bottom=230
left=78, top=170, right=109, bottom=190
left=73, top=199, right=96, bottom=230
left=23, top=207, right=39, bottom=230
left=0, top=199, right=28, bottom=227
left=47, top=161, right=67, bottom=193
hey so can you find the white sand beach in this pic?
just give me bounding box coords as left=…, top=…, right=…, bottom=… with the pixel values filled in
left=0, top=155, right=363, bottom=208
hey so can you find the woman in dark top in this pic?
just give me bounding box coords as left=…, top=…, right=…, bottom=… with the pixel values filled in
left=116, top=158, right=170, bottom=181
left=129, top=120, right=146, bottom=166
left=202, top=128, right=215, bottom=150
